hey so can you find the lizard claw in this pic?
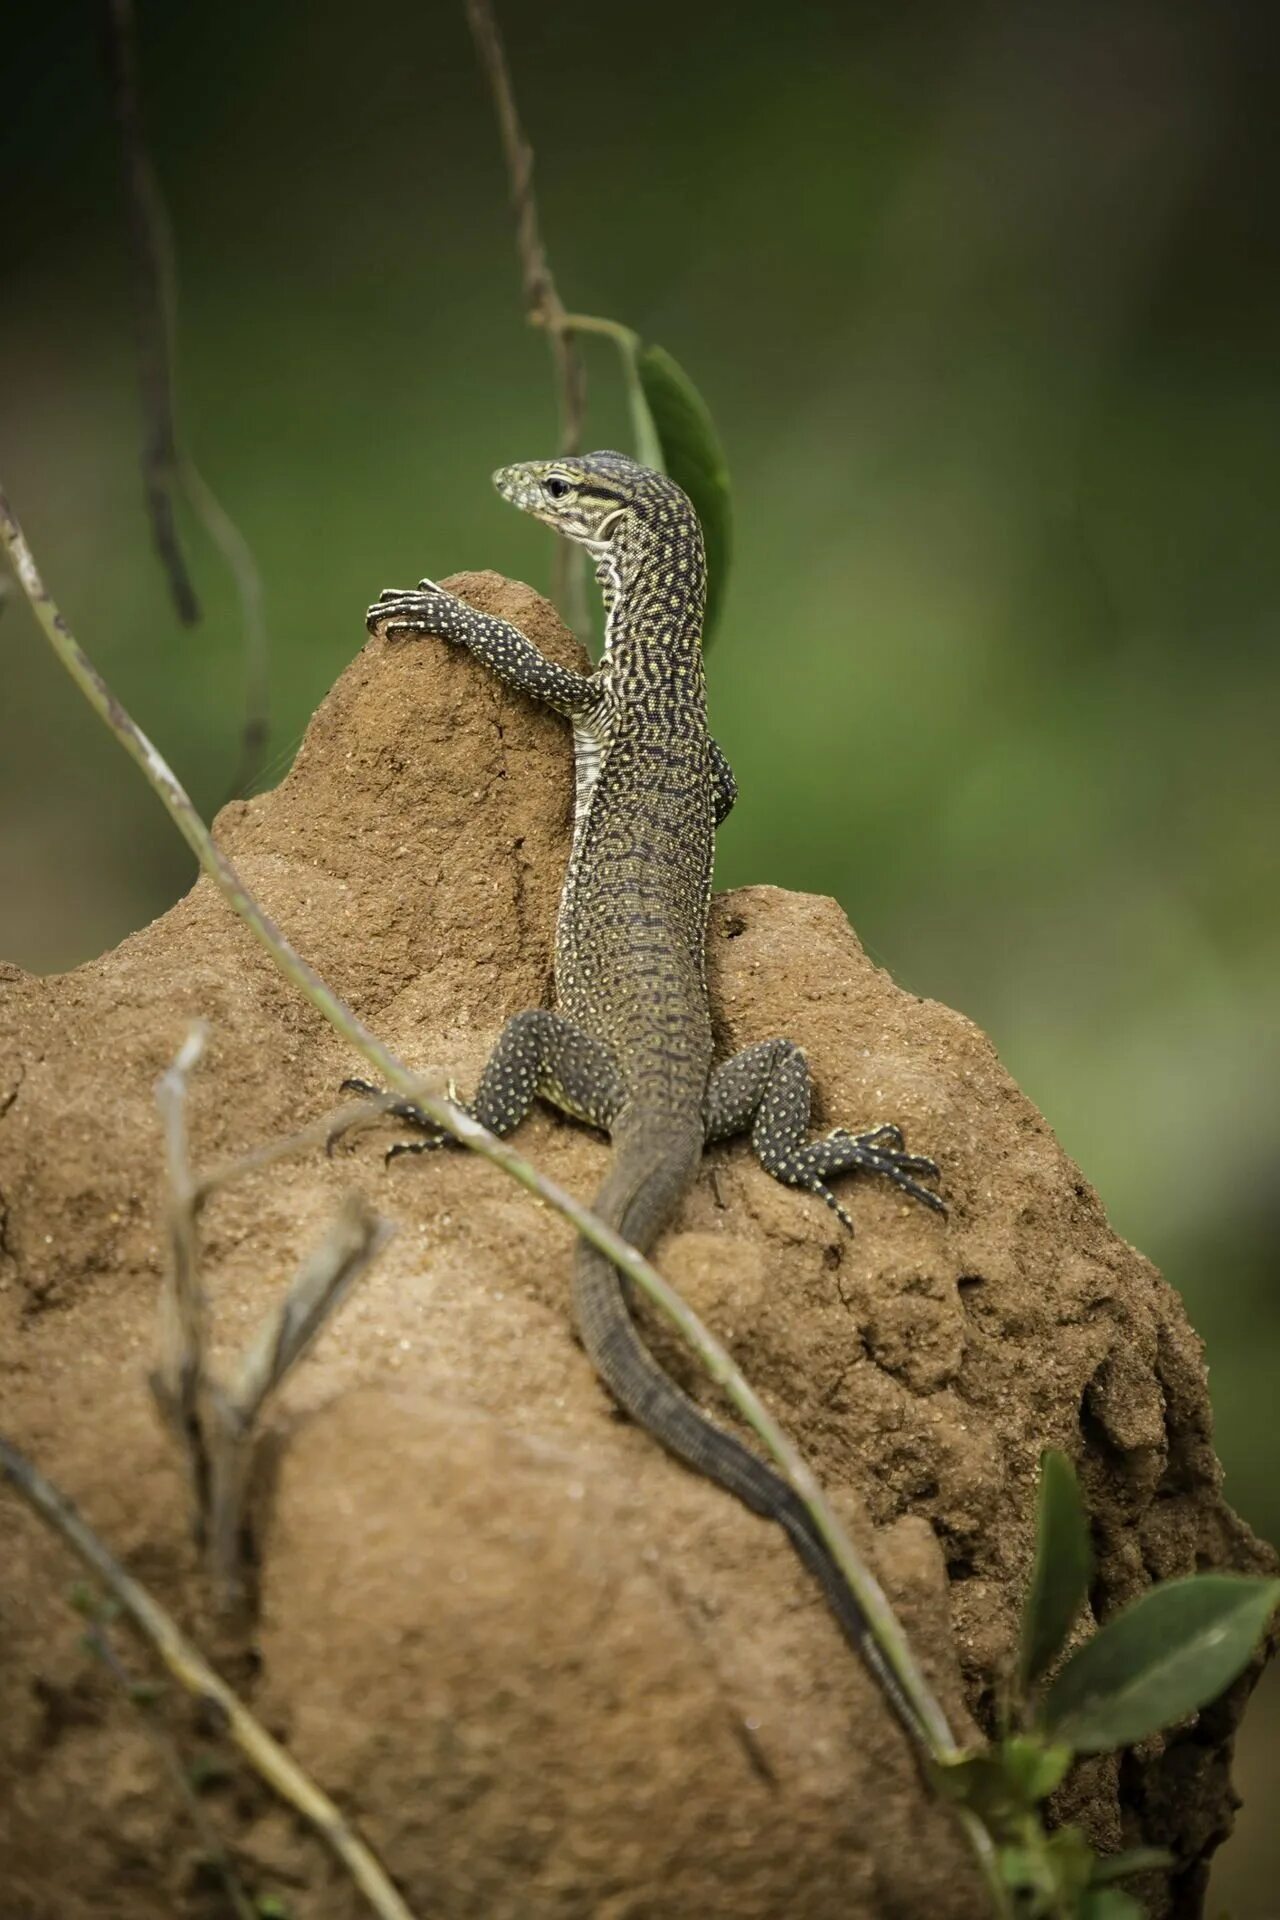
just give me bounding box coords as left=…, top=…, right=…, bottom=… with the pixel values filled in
left=790, top=1126, right=946, bottom=1222
left=831, top=1122, right=904, bottom=1152
left=326, top=1077, right=381, bottom=1156
left=386, top=1134, right=448, bottom=1163
left=366, top=585, right=469, bottom=642
left=329, top=1075, right=449, bottom=1155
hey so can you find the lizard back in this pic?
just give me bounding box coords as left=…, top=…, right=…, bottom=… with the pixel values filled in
left=553, top=458, right=716, bottom=1116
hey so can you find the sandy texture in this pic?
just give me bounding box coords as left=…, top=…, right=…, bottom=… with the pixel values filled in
left=0, top=573, right=1272, bottom=1919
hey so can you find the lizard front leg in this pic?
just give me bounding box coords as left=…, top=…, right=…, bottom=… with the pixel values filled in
left=704, top=1038, right=944, bottom=1229
left=709, top=737, right=737, bottom=827
left=367, top=582, right=600, bottom=719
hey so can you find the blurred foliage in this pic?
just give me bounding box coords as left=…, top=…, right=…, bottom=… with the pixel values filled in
left=1, top=0, right=1276, bottom=1903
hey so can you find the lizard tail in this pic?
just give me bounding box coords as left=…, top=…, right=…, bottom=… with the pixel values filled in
left=572, top=1128, right=925, bottom=1747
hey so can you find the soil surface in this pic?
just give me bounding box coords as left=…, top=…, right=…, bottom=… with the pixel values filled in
left=0, top=573, right=1272, bottom=1919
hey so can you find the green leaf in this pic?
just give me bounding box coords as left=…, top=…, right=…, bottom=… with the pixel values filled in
left=997, top=1824, right=1097, bottom=1911
left=1019, top=1448, right=1093, bottom=1695
left=932, top=1737, right=1071, bottom=1830
left=997, top=1845, right=1047, bottom=1894
left=1089, top=1847, right=1174, bottom=1885
left=634, top=343, right=733, bottom=645
left=1042, top=1574, right=1280, bottom=1753
left=560, top=313, right=734, bottom=645
left=1001, top=1735, right=1073, bottom=1804
left=1081, top=1890, right=1144, bottom=1920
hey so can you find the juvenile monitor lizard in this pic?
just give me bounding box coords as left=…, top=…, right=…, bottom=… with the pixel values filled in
left=347, top=452, right=944, bottom=1737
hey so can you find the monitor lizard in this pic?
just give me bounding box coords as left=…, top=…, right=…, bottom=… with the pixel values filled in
left=344, top=451, right=944, bottom=1738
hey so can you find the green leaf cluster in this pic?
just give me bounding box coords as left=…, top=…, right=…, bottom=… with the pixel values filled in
left=939, top=1448, right=1277, bottom=1916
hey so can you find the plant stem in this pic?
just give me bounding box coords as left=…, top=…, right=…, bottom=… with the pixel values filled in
left=557, top=313, right=664, bottom=471
left=0, top=1433, right=417, bottom=1920
left=464, top=0, right=588, bottom=631
left=2, top=483, right=969, bottom=1788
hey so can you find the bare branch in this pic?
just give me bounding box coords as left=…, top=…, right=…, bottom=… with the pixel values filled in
left=0, top=1433, right=418, bottom=1920
left=147, top=1031, right=394, bottom=1607
left=150, top=1022, right=213, bottom=1538
left=206, top=1196, right=393, bottom=1605
left=465, top=0, right=588, bottom=630
left=104, top=0, right=198, bottom=625
left=82, top=1617, right=257, bottom=1920
left=231, top=1195, right=394, bottom=1432
left=103, top=0, right=272, bottom=788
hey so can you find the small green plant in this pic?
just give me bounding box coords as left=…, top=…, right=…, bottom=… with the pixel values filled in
left=936, top=1449, right=1278, bottom=1917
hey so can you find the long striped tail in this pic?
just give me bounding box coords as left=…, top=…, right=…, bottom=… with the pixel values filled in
left=572, top=1129, right=924, bottom=1747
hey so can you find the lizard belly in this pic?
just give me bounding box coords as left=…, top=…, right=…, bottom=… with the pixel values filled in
left=570, top=718, right=605, bottom=849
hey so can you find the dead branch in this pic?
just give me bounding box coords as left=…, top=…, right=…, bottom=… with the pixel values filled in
left=150, top=1022, right=213, bottom=1534
left=103, top=0, right=272, bottom=790
left=83, top=1616, right=257, bottom=1920
left=149, top=1027, right=393, bottom=1609
left=0, top=1432, right=417, bottom=1920
left=465, top=0, right=588, bottom=630
left=206, top=1195, right=393, bottom=1606
left=104, top=0, right=199, bottom=625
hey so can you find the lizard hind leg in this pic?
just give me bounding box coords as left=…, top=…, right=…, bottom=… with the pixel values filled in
left=703, top=1038, right=945, bottom=1229
left=336, top=1011, right=624, bottom=1164
left=468, top=1009, right=625, bottom=1137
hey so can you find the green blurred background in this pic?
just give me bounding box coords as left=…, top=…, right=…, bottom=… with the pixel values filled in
left=2, top=0, right=1276, bottom=1902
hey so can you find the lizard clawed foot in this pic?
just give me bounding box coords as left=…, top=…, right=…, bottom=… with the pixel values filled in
left=327, top=1076, right=450, bottom=1161
left=365, top=584, right=470, bottom=642
left=830, top=1122, right=904, bottom=1152
left=791, top=1126, right=946, bottom=1230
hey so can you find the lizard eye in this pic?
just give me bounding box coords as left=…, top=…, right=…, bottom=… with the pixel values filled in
left=544, top=475, right=572, bottom=500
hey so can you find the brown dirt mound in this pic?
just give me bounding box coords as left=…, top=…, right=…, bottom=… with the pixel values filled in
left=0, top=573, right=1272, bottom=1919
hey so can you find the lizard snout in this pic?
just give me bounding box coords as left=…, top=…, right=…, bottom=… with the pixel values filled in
left=492, top=463, right=540, bottom=511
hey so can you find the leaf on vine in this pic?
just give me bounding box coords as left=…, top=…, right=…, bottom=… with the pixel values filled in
left=1041, top=1573, right=1280, bottom=1753
left=634, top=342, right=733, bottom=645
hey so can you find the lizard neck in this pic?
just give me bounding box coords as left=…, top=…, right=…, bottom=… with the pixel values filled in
left=588, top=510, right=706, bottom=692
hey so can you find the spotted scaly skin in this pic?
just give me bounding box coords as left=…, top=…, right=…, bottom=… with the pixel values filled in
left=350, top=451, right=945, bottom=1742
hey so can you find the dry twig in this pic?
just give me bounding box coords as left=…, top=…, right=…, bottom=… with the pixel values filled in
left=0, top=1433, right=417, bottom=1920
left=104, top=0, right=199, bottom=625
left=151, top=1022, right=214, bottom=1529
left=82, top=1615, right=257, bottom=1920
left=104, top=0, right=272, bottom=791
left=149, top=1026, right=392, bottom=1607
left=465, top=0, right=588, bottom=631
left=207, top=1194, right=393, bottom=1605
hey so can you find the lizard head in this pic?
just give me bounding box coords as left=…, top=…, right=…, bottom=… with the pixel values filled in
left=492, top=451, right=685, bottom=553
